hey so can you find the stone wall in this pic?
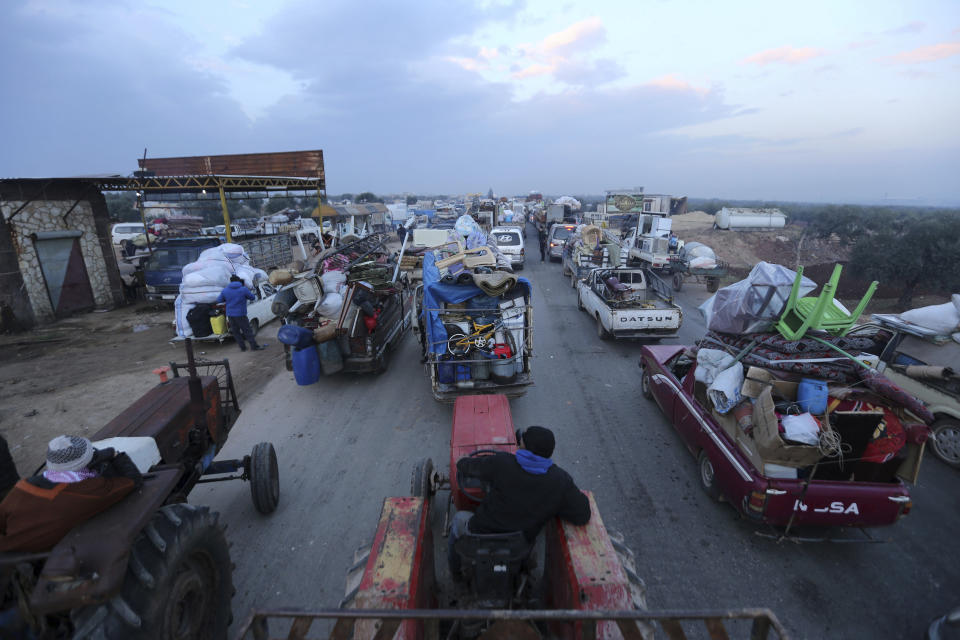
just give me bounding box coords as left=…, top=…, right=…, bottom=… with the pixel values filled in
left=0, top=199, right=114, bottom=322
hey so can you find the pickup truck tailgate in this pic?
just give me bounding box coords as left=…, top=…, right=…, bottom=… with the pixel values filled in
left=611, top=307, right=681, bottom=329
left=763, top=478, right=911, bottom=527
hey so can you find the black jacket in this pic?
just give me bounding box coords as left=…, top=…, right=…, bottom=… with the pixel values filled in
left=457, top=451, right=590, bottom=542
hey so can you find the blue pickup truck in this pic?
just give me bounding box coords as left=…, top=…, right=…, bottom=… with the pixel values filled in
left=144, top=238, right=220, bottom=302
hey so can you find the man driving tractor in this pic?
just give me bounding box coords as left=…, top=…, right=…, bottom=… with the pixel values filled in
left=447, top=425, right=590, bottom=578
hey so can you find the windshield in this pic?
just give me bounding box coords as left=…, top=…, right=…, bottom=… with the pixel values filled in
left=494, top=232, right=521, bottom=246
left=551, top=226, right=573, bottom=241
left=115, top=225, right=144, bottom=234
left=144, top=247, right=202, bottom=270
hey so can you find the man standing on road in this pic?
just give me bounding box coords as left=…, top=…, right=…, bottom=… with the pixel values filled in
left=538, top=224, right=548, bottom=262
left=217, top=275, right=267, bottom=352
left=447, top=426, right=590, bottom=578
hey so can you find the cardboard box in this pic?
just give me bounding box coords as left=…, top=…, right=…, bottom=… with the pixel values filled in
left=741, top=367, right=825, bottom=468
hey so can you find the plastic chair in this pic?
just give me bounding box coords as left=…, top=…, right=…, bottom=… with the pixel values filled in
left=775, top=264, right=878, bottom=340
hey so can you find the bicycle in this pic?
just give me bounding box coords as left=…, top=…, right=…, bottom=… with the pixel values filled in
left=444, top=318, right=506, bottom=357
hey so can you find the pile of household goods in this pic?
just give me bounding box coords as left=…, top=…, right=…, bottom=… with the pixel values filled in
left=565, top=224, right=620, bottom=269
left=419, top=218, right=532, bottom=391
left=273, top=233, right=400, bottom=378
left=692, top=262, right=931, bottom=481
left=676, top=242, right=718, bottom=269
left=174, top=243, right=268, bottom=338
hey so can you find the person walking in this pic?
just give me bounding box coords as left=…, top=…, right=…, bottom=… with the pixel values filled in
left=216, top=275, right=267, bottom=352
left=538, top=224, right=548, bottom=262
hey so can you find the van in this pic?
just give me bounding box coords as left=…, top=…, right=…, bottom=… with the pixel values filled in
left=547, top=223, right=576, bottom=262
left=111, top=223, right=146, bottom=245
left=490, top=226, right=524, bottom=270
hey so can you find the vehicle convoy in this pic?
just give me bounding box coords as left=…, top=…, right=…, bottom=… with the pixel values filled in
left=416, top=249, right=534, bottom=402
left=145, top=235, right=292, bottom=302
left=0, top=341, right=280, bottom=639
left=639, top=342, right=930, bottom=540
left=236, top=395, right=788, bottom=640
left=278, top=233, right=414, bottom=376
left=576, top=267, right=682, bottom=340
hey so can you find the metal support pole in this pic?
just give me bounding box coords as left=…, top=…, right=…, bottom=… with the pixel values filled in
left=218, top=183, right=233, bottom=243
left=315, top=188, right=326, bottom=250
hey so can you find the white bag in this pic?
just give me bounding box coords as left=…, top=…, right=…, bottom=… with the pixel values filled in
left=183, top=265, right=232, bottom=288
left=781, top=413, right=821, bottom=445
left=707, top=361, right=744, bottom=414
left=179, top=286, right=223, bottom=304
left=317, top=292, right=344, bottom=317
left=174, top=296, right=194, bottom=337
left=695, top=349, right=736, bottom=385
left=321, top=270, right=347, bottom=292
left=900, top=300, right=960, bottom=335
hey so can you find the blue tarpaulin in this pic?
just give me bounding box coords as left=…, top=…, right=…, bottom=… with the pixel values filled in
left=421, top=251, right=530, bottom=355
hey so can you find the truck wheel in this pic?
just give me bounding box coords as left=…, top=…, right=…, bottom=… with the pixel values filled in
left=71, top=504, right=233, bottom=640
left=577, top=293, right=584, bottom=311
left=410, top=457, right=435, bottom=498
left=375, top=344, right=392, bottom=374
left=596, top=315, right=610, bottom=341
left=250, top=442, right=280, bottom=514
left=248, top=319, right=259, bottom=338
left=641, top=367, right=653, bottom=400
left=706, top=277, right=720, bottom=293
left=672, top=274, right=683, bottom=291
left=930, top=418, right=960, bottom=467
left=697, top=450, right=722, bottom=501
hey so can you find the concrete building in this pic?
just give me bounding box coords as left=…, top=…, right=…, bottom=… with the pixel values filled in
left=0, top=178, right=125, bottom=331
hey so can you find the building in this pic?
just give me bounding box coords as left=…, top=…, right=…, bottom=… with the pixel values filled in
left=0, top=178, right=125, bottom=331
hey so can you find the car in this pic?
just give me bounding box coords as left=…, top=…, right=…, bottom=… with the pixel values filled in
left=639, top=344, right=923, bottom=536
left=547, top=223, right=576, bottom=261
left=111, top=222, right=146, bottom=245
left=490, top=226, right=524, bottom=270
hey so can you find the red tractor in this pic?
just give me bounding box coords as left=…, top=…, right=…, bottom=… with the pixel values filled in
left=0, top=341, right=280, bottom=640
left=236, top=395, right=788, bottom=639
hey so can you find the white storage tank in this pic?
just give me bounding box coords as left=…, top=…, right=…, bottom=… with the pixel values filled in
left=714, top=207, right=786, bottom=230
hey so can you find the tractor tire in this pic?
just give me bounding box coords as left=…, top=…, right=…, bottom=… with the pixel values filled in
left=71, top=504, right=233, bottom=640
left=606, top=529, right=649, bottom=612
left=706, top=277, right=720, bottom=293
left=411, top=457, right=435, bottom=498
left=250, top=442, right=280, bottom=515
left=672, top=273, right=683, bottom=291
left=930, top=418, right=960, bottom=467
left=596, top=315, right=610, bottom=341
left=698, top=450, right=722, bottom=501
left=340, top=544, right=372, bottom=608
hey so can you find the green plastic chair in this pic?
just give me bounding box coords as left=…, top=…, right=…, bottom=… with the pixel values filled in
left=775, top=264, right=878, bottom=340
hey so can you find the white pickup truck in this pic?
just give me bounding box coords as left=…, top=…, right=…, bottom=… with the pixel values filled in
left=576, top=267, right=682, bottom=340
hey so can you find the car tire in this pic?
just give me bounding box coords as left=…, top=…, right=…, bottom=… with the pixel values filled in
left=930, top=418, right=960, bottom=468
left=577, top=293, right=584, bottom=311
left=249, top=319, right=259, bottom=338
left=707, top=277, right=720, bottom=293
left=596, top=314, right=610, bottom=340
left=250, top=442, right=280, bottom=515
left=698, top=450, right=722, bottom=501
left=641, top=367, right=653, bottom=400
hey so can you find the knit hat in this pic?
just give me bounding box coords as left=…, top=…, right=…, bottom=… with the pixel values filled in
left=521, top=426, right=555, bottom=458
left=46, top=435, right=94, bottom=472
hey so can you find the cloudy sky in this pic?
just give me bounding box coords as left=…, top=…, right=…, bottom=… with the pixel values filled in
left=1, top=0, right=958, bottom=204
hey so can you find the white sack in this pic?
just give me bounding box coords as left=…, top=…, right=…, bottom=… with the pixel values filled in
left=183, top=265, right=233, bottom=288
left=321, top=270, right=347, bottom=292
left=688, top=256, right=717, bottom=269
left=180, top=286, right=223, bottom=304
left=900, top=300, right=960, bottom=335
left=317, top=292, right=344, bottom=317
left=174, top=296, right=195, bottom=337
left=781, top=413, right=821, bottom=445
left=695, top=349, right=736, bottom=385
left=707, top=361, right=744, bottom=414
left=234, top=265, right=267, bottom=289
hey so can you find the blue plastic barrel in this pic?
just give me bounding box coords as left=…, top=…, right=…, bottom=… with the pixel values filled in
left=291, top=345, right=321, bottom=385
left=278, top=324, right=315, bottom=349
left=797, top=378, right=828, bottom=414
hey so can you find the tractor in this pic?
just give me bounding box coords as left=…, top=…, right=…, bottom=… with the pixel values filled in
left=0, top=340, right=280, bottom=640
left=234, top=395, right=788, bottom=639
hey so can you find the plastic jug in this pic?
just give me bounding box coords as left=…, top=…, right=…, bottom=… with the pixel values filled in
left=291, top=346, right=321, bottom=385
left=797, top=378, right=828, bottom=414
left=210, top=314, right=227, bottom=335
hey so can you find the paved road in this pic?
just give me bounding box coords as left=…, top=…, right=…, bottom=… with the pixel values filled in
left=196, top=230, right=959, bottom=639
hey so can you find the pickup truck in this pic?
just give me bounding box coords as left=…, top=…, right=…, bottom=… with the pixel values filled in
left=639, top=345, right=921, bottom=536
left=145, top=235, right=292, bottom=302
left=576, top=267, right=682, bottom=340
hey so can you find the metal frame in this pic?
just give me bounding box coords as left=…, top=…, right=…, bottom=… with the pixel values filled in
left=234, top=607, right=789, bottom=640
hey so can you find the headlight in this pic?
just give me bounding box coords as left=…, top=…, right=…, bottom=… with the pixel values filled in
left=146, top=285, right=157, bottom=293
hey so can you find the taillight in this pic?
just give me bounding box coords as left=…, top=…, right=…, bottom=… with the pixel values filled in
left=746, top=489, right=768, bottom=516
left=520, top=248, right=524, bottom=255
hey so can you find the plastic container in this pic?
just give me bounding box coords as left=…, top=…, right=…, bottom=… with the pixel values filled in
left=797, top=378, right=828, bottom=414
left=291, top=346, right=321, bottom=385
left=209, top=314, right=227, bottom=335
left=438, top=361, right=455, bottom=384
left=456, top=364, right=471, bottom=382
left=471, top=357, right=492, bottom=380
left=278, top=324, right=315, bottom=349
left=317, top=340, right=344, bottom=375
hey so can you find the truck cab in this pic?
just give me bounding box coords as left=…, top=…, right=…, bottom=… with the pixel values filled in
left=144, top=237, right=221, bottom=301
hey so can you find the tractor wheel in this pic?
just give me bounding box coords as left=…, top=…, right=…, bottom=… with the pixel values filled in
left=250, top=442, right=280, bottom=515
left=641, top=367, right=653, bottom=401
left=71, top=504, right=233, bottom=640
left=706, top=277, right=720, bottom=293
left=411, top=457, right=435, bottom=498
left=672, top=274, right=683, bottom=291
left=606, top=529, right=649, bottom=611
left=596, top=315, right=610, bottom=341
left=698, top=450, right=722, bottom=501
left=930, top=418, right=960, bottom=467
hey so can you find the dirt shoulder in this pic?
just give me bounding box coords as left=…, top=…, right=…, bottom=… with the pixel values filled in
left=0, top=302, right=284, bottom=474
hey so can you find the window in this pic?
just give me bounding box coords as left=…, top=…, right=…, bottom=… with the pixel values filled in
left=495, top=233, right=521, bottom=246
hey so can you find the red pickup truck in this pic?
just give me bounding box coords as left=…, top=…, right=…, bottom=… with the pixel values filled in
left=639, top=344, right=920, bottom=534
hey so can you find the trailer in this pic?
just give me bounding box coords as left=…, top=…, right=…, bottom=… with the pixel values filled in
left=669, top=256, right=728, bottom=292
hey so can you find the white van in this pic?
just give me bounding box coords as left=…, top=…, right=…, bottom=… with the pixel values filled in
left=111, top=223, right=146, bottom=245
left=490, top=226, right=525, bottom=270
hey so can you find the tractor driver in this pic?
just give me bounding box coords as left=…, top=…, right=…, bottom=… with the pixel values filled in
left=0, top=435, right=142, bottom=553
left=448, top=426, right=590, bottom=578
